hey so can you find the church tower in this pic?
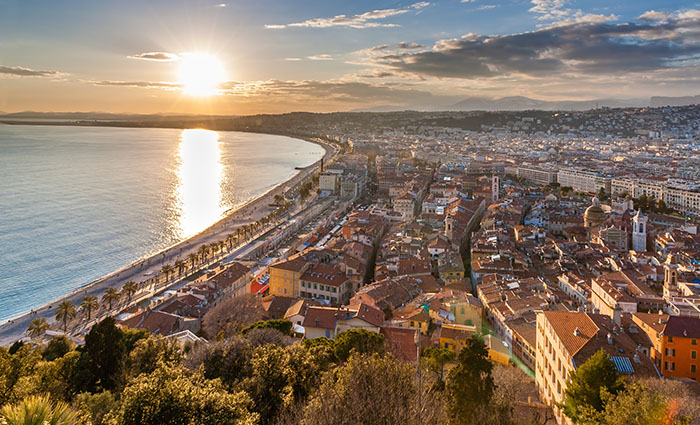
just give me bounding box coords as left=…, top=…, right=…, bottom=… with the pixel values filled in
left=632, top=209, right=647, bottom=252
left=491, top=175, right=499, bottom=203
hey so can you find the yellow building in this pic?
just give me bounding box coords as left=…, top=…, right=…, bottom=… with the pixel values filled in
left=392, top=308, right=432, bottom=335
left=484, top=334, right=511, bottom=365
left=269, top=256, right=308, bottom=298
left=439, top=323, right=477, bottom=352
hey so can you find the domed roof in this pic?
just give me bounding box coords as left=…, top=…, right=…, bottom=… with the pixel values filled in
left=584, top=197, right=606, bottom=227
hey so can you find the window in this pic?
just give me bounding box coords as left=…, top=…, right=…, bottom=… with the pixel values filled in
left=668, top=336, right=674, bottom=343
left=301, top=282, right=305, bottom=287
left=692, top=339, right=697, bottom=346
left=313, top=284, right=317, bottom=289
left=692, top=351, right=697, bottom=360
left=692, top=365, right=697, bottom=373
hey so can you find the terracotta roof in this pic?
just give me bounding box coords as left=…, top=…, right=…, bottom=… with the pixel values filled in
left=541, top=310, right=601, bottom=357
left=663, top=316, right=700, bottom=339
left=302, top=306, right=338, bottom=330
left=381, top=326, right=419, bottom=362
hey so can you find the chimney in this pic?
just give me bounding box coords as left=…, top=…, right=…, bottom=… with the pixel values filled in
left=633, top=352, right=641, bottom=364
left=607, top=333, right=613, bottom=345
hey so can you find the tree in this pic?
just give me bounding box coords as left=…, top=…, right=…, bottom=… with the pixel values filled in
left=128, top=335, right=182, bottom=378
left=201, top=293, right=265, bottom=339
left=26, top=318, right=50, bottom=339
left=422, top=347, right=455, bottom=382
left=241, top=319, right=293, bottom=336
left=333, top=329, right=385, bottom=362
left=71, top=317, right=126, bottom=393
left=174, top=259, right=186, bottom=277
left=111, top=364, right=257, bottom=425
left=561, top=349, right=624, bottom=424
left=576, top=381, right=690, bottom=425
left=42, top=335, right=73, bottom=361
left=160, top=264, right=174, bottom=282
left=54, top=301, right=77, bottom=332
left=0, top=344, right=41, bottom=407
left=185, top=338, right=253, bottom=389
left=0, top=394, right=78, bottom=425
left=80, top=295, right=99, bottom=320
left=122, top=281, right=138, bottom=302
left=101, top=288, right=120, bottom=310
left=73, top=391, right=117, bottom=425
left=198, top=244, right=210, bottom=263
left=302, top=353, right=418, bottom=425
left=445, top=336, right=495, bottom=424
left=187, top=252, right=198, bottom=270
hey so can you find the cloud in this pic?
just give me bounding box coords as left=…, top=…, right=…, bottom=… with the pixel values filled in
left=639, top=10, right=672, bottom=21
left=529, top=0, right=617, bottom=26
left=128, top=52, right=179, bottom=62
left=285, top=57, right=302, bottom=61
left=476, top=5, right=497, bottom=11
left=308, top=54, right=333, bottom=61
left=265, top=2, right=429, bottom=29
left=91, top=80, right=182, bottom=89
left=398, top=42, right=424, bottom=49
left=372, top=17, right=700, bottom=79
left=0, top=65, right=61, bottom=77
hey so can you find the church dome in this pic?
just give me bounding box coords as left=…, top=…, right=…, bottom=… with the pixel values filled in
left=584, top=197, right=606, bottom=228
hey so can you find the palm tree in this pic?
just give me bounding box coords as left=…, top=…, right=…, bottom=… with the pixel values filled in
left=54, top=301, right=76, bottom=332
left=101, top=288, right=120, bottom=310
left=174, top=259, right=186, bottom=277
left=1, top=394, right=78, bottom=425
left=122, top=281, right=138, bottom=301
left=218, top=240, right=225, bottom=254
left=209, top=242, right=219, bottom=258
left=161, top=264, right=174, bottom=282
left=187, top=252, right=198, bottom=270
left=80, top=295, right=99, bottom=320
left=26, top=318, right=50, bottom=339
left=198, top=244, right=210, bottom=263
left=226, top=234, right=234, bottom=250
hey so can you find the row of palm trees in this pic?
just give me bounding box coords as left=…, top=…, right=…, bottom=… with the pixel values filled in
left=25, top=199, right=299, bottom=339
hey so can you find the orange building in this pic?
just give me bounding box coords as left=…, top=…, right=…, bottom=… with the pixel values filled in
left=633, top=313, right=700, bottom=381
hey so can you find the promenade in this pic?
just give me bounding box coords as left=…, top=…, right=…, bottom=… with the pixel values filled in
left=0, top=136, right=336, bottom=346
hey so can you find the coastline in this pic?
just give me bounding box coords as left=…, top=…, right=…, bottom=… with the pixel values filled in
left=0, top=126, right=334, bottom=345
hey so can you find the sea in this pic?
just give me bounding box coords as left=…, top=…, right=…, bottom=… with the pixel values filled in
left=0, top=124, right=323, bottom=323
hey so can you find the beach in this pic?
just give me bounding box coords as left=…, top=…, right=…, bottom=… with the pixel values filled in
left=0, top=132, right=335, bottom=346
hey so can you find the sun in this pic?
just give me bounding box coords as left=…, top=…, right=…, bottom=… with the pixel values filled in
left=177, top=53, right=226, bottom=96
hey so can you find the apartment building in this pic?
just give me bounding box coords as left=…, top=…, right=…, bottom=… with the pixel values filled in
left=517, top=166, right=558, bottom=185
left=558, top=168, right=611, bottom=194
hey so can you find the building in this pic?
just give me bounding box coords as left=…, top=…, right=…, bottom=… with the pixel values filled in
left=633, top=313, right=700, bottom=381
left=632, top=210, right=648, bottom=252
left=319, top=170, right=343, bottom=194
left=517, top=166, right=558, bottom=185
left=558, top=168, right=611, bottom=194
left=536, top=311, right=659, bottom=424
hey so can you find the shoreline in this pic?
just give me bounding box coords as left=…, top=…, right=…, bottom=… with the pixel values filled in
left=0, top=125, right=334, bottom=345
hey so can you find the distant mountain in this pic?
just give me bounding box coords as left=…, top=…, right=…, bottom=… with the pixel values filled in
left=448, top=96, right=644, bottom=111
left=650, top=95, right=700, bottom=107
left=0, top=111, right=237, bottom=121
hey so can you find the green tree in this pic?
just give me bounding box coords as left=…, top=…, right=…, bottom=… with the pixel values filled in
left=101, top=288, right=120, bottom=310
left=302, top=353, right=418, bottom=425
left=0, top=345, right=41, bottom=406
left=0, top=394, right=78, bottom=425
left=122, top=281, right=138, bottom=302
left=185, top=338, right=252, bottom=390
left=73, top=391, right=117, bottom=425
left=561, top=349, right=624, bottom=424
left=71, top=317, right=126, bottom=393
left=42, top=336, right=74, bottom=361
left=54, top=301, right=77, bottom=333
left=333, top=329, right=385, bottom=362
left=576, top=382, right=689, bottom=425
left=80, top=295, right=99, bottom=320
left=111, top=364, right=257, bottom=425
left=160, top=264, right=174, bottom=282
left=127, top=335, right=182, bottom=378
left=422, top=347, right=455, bottom=382
left=445, top=336, right=495, bottom=424
left=26, top=318, right=50, bottom=339
left=241, top=319, right=293, bottom=336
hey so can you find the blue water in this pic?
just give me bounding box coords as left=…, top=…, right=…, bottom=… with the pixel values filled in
left=0, top=125, right=323, bottom=322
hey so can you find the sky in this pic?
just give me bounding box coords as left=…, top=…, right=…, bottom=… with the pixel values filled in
left=1, top=0, right=699, bottom=114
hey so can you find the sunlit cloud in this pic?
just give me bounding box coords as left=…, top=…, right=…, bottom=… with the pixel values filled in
left=265, top=2, right=429, bottom=29
left=529, top=0, right=617, bottom=26
left=308, top=54, right=333, bottom=61
left=128, top=52, right=180, bottom=62
left=91, top=80, right=182, bottom=89
left=285, top=57, right=302, bottom=61
left=0, top=65, right=61, bottom=77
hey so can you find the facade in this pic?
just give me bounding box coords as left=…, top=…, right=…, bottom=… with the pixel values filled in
left=633, top=313, right=700, bottom=381
left=610, top=178, right=700, bottom=216
left=632, top=210, right=648, bottom=252
left=558, top=168, right=611, bottom=194
left=517, top=166, right=558, bottom=185
left=319, top=170, right=342, bottom=193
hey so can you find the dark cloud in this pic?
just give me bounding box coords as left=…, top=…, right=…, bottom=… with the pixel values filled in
left=398, top=42, right=424, bottom=49
left=374, top=17, right=700, bottom=79
left=128, top=52, right=179, bottom=61
left=0, top=65, right=60, bottom=77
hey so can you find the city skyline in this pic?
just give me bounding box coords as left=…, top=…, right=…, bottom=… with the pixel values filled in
left=1, top=0, right=700, bottom=114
